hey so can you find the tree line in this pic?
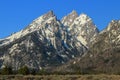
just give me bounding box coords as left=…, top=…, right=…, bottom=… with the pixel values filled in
left=0, top=66, right=47, bottom=75
left=0, top=65, right=83, bottom=75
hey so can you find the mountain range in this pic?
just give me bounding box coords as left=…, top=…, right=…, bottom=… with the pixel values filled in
left=0, top=10, right=119, bottom=74
left=56, top=20, right=120, bottom=74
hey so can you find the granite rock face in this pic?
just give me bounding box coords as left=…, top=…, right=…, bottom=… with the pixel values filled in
left=0, top=10, right=98, bottom=70
left=57, top=20, right=120, bottom=74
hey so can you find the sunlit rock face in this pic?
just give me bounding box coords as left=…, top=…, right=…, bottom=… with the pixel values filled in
left=57, top=20, right=120, bottom=74
left=0, top=10, right=99, bottom=70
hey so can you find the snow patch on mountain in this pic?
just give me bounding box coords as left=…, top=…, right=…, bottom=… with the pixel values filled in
left=0, top=11, right=56, bottom=47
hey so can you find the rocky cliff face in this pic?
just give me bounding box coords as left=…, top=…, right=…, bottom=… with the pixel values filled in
left=0, top=10, right=98, bottom=70
left=62, top=12, right=99, bottom=46
left=58, top=20, right=120, bottom=74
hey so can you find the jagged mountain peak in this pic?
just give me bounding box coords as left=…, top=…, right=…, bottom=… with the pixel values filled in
left=0, top=10, right=100, bottom=70
left=67, top=13, right=99, bottom=46
left=61, top=10, right=78, bottom=26
left=106, top=20, right=120, bottom=31
left=42, top=10, right=55, bottom=20
left=33, top=10, right=56, bottom=24
left=24, top=10, right=58, bottom=32
left=55, top=19, right=120, bottom=74
left=0, top=11, right=58, bottom=47
left=70, top=10, right=78, bottom=16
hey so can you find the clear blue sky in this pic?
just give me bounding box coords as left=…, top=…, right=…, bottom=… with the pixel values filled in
left=0, top=0, right=120, bottom=38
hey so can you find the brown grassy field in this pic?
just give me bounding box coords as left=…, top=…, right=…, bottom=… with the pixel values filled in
left=0, top=74, right=120, bottom=80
